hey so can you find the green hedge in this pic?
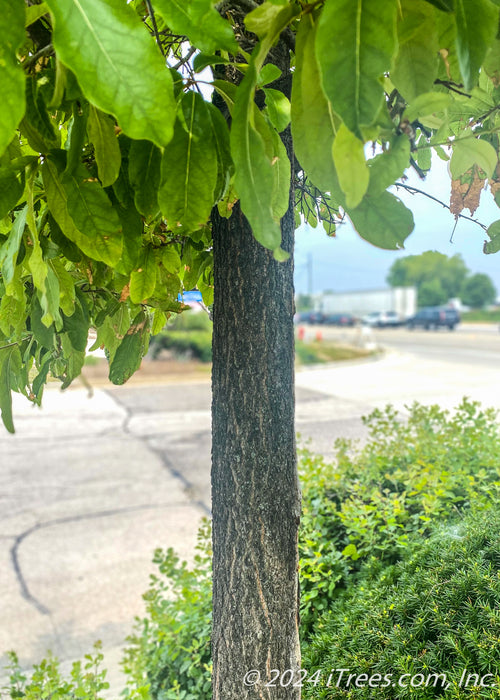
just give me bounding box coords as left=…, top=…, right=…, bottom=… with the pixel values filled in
left=303, top=509, right=500, bottom=699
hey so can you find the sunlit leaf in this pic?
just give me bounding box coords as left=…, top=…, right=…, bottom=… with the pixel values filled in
left=0, top=345, right=22, bottom=433
left=128, top=139, right=161, bottom=218
left=130, top=248, right=157, bottom=304
left=152, top=0, right=238, bottom=53
left=291, top=13, right=343, bottom=200
left=158, top=91, right=218, bottom=231
left=88, top=105, right=121, bottom=187
left=316, top=0, right=398, bottom=137
left=450, top=136, right=498, bottom=179
left=348, top=190, right=415, bottom=250
left=392, top=0, right=439, bottom=102
left=332, top=124, right=369, bottom=208
left=0, top=2, right=25, bottom=158
left=45, top=0, right=176, bottom=146
left=454, top=0, right=498, bottom=91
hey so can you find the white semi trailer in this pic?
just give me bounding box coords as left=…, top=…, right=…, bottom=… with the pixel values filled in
left=320, top=286, right=417, bottom=320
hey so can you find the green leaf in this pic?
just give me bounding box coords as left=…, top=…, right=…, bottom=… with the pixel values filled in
left=450, top=136, right=498, bottom=179
left=263, top=88, right=291, bottom=132
left=65, top=175, right=123, bottom=265
left=128, top=139, right=161, bottom=218
left=0, top=2, right=25, bottom=158
left=367, top=135, right=410, bottom=195
left=151, top=309, right=167, bottom=335
left=205, top=103, right=234, bottom=202
left=257, top=64, right=282, bottom=87
left=30, top=295, right=56, bottom=349
left=130, top=248, right=157, bottom=304
left=231, top=2, right=299, bottom=250
left=21, top=76, right=60, bottom=154
left=0, top=293, right=25, bottom=338
left=0, top=167, right=24, bottom=219
left=45, top=0, right=176, bottom=146
left=64, top=103, right=88, bottom=179
left=0, top=345, right=21, bottom=433
left=113, top=198, right=143, bottom=275
left=152, top=0, right=238, bottom=53
left=454, top=0, right=498, bottom=91
left=342, top=543, right=359, bottom=559
left=404, top=92, right=452, bottom=122
left=62, top=296, right=89, bottom=352
left=38, top=265, right=62, bottom=328
left=291, top=13, right=343, bottom=201
left=484, top=219, right=500, bottom=254
left=392, top=0, right=439, bottom=102
left=422, top=0, right=453, bottom=10
left=332, top=124, right=369, bottom=208
left=161, top=246, right=181, bottom=273
left=483, top=39, right=500, bottom=87
left=193, top=53, right=233, bottom=73
left=50, top=259, right=76, bottom=316
left=245, top=1, right=293, bottom=38
left=108, top=315, right=147, bottom=385
left=25, top=3, right=49, bottom=26
left=158, top=91, right=218, bottom=231
left=88, top=105, right=121, bottom=187
left=43, top=155, right=123, bottom=266
left=316, top=0, right=398, bottom=137
left=0, top=206, right=27, bottom=289
left=347, top=190, right=414, bottom=250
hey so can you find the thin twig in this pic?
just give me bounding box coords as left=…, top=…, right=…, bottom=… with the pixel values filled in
left=172, top=46, right=197, bottom=71
left=410, top=157, right=427, bottom=180
left=22, top=44, right=54, bottom=71
left=470, top=104, right=500, bottom=127
left=395, top=182, right=488, bottom=231
left=434, top=78, right=472, bottom=98
left=145, top=0, right=165, bottom=57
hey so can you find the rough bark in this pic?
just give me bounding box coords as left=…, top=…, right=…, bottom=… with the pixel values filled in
left=211, top=121, right=301, bottom=698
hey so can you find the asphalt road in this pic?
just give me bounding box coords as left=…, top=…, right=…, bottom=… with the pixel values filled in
left=2, top=324, right=500, bottom=695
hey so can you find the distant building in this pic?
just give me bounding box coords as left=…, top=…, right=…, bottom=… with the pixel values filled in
left=319, top=287, right=417, bottom=319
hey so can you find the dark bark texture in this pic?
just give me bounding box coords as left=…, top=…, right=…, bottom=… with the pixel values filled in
left=211, top=116, right=300, bottom=698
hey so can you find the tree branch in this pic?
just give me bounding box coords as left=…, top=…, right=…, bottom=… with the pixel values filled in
left=22, top=44, right=54, bottom=71
left=395, top=182, right=488, bottom=231
left=144, top=0, right=165, bottom=57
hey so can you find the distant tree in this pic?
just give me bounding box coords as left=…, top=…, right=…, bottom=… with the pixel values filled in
left=418, top=279, right=448, bottom=307
left=296, top=294, right=313, bottom=311
left=387, top=252, right=469, bottom=306
left=461, top=273, right=497, bottom=308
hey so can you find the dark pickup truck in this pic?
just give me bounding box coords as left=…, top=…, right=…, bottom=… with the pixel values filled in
left=407, top=307, right=460, bottom=330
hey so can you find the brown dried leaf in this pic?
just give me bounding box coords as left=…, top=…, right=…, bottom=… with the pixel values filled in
left=489, top=164, right=500, bottom=197
left=120, top=283, right=130, bottom=302
left=450, top=168, right=485, bottom=216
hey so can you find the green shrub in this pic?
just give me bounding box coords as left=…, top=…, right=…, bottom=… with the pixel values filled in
left=303, top=509, right=500, bottom=699
left=0, top=643, right=118, bottom=700
left=166, top=311, right=212, bottom=333
left=122, top=522, right=212, bottom=700
left=149, top=330, right=212, bottom=362
left=298, top=398, right=500, bottom=635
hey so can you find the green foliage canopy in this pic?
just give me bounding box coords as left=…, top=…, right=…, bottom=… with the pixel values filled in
left=387, top=251, right=497, bottom=306
left=2, top=0, right=500, bottom=431
left=461, top=271, right=498, bottom=307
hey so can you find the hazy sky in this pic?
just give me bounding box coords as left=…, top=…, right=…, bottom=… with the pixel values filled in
left=295, top=158, right=500, bottom=297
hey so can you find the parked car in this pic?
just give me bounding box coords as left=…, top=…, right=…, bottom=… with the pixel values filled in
left=294, top=310, right=324, bottom=324
left=362, top=311, right=402, bottom=327
left=406, top=307, right=460, bottom=330
left=323, top=312, right=357, bottom=327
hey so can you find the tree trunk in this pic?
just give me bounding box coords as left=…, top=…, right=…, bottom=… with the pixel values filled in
left=211, top=123, right=301, bottom=699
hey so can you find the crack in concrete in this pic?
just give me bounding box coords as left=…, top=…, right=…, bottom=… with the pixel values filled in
left=10, top=502, right=192, bottom=616
left=106, top=391, right=211, bottom=516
